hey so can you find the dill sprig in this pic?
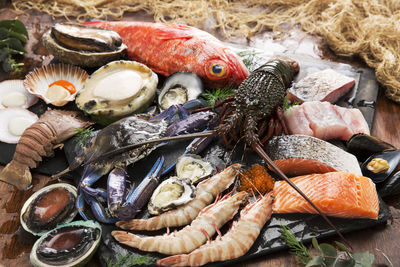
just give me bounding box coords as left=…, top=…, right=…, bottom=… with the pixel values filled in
left=280, top=225, right=312, bottom=265
left=75, top=126, right=94, bottom=148
left=103, top=253, right=158, bottom=267
left=237, top=49, right=263, bottom=72
left=282, top=97, right=300, bottom=111
left=201, top=87, right=235, bottom=108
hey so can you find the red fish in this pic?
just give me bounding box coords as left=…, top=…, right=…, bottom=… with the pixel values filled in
left=82, top=21, right=249, bottom=88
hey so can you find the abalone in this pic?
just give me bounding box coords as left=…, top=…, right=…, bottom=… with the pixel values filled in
left=30, top=220, right=101, bottom=267
left=176, top=154, right=216, bottom=184
left=20, top=183, right=78, bottom=236
left=148, top=177, right=195, bottom=215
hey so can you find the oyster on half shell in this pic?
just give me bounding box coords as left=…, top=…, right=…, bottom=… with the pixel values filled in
left=176, top=154, right=216, bottom=184
left=148, top=177, right=196, bottom=215
left=43, top=23, right=127, bottom=67
left=76, top=60, right=158, bottom=125
left=20, top=183, right=78, bottom=236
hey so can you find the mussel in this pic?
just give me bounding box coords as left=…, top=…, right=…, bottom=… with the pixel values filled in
left=148, top=177, right=196, bottom=215
left=362, top=150, right=400, bottom=183
left=158, top=72, right=204, bottom=110
left=176, top=154, right=216, bottom=184
left=20, top=183, right=78, bottom=236
left=347, top=133, right=396, bottom=162
left=30, top=220, right=101, bottom=267
left=43, top=23, right=127, bottom=67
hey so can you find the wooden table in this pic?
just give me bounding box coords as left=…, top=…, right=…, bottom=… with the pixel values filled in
left=0, top=5, right=399, bottom=267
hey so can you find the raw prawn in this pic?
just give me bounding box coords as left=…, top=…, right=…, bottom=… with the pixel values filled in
left=112, top=191, right=248, bottom=255
left=0, top=109, right=92, bottom=190
left=82, top=21, right=249, bottom=88
left=157, top=191, right=274, bottom=266
left=116, top=164, right=240, bottom=231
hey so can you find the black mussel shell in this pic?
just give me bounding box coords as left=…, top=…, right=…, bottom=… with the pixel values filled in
left=20, top=184, right=78, bottom=236
left=30, top=220, right=101, bottom=267
left=378, top=170, right=400, bottom=197
left=346, top=133, right=396, bottom=162
left=362, top=150, right=400, bottom=183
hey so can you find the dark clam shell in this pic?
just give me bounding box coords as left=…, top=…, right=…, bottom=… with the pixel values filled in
left=20, top=183, right=77, bottom=235
left=30, top=220, right=101, bottom=267
left=362, top=150, right=400, bottom=183
left=346, top=133, right=396, bottom=162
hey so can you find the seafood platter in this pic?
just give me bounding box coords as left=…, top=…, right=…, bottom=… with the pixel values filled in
left=0, top=20, right=399, bottom=266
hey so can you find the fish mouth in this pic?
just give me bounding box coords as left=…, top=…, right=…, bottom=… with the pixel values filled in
left=225, top=49, right=249, bottom=86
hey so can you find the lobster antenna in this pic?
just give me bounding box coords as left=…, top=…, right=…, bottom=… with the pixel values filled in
left=252, top=142, right=352, bottom=250
left=83, top=130, right=217, bottom=166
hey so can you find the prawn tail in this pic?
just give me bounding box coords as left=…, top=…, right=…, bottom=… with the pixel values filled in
left=0, top=160, right=32, bottom=190
left=156, top=254, right=189, bottom=267
left=111, top=230, right=142, bottom=248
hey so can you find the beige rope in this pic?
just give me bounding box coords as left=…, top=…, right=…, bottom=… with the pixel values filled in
left=12, top=0, right=400, bottom=103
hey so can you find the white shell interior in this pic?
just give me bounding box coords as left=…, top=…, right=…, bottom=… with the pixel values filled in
left=24, top=64, right=88, bottom=106
left=0, top=108, right=38, bottom=144
left=0, top=80, right=38, bottom=109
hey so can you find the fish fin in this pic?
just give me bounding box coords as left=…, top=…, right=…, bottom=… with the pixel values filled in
left=152, top=25, right=194, bottom=41
left=0, top=160, right=32, bottom=190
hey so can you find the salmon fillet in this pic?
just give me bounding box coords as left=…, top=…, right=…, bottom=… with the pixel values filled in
left=272, top=172, right=379, bottom=219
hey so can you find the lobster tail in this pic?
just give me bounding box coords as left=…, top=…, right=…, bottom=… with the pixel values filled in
left=0, top=160, right=32, bottom=190
left=156, top=254, right=189, bottom=266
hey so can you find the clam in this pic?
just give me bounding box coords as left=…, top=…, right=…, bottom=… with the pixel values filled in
left=30, top=220, right=101, bottom=267
left=148, top=177, right=196, bottom=215
left=24, top=64, right=89, bottom=107
left=0, top=80, right=38, bottom=109
left=0, top=108, right=38, bottom=144
left=362, top=150, right=400, bottom=183
left=76, top=60, right=158, bottom=125
left=176, top=154, right=216, bottom=184
left=20, top=183, right=78, bottom=236
left=158, top=72, right=204, bottom=110
left=346, top=133, right=396, bottom=162
left=43, top=23, right=127, bottom=67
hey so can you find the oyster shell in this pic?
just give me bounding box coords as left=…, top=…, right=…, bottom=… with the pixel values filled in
left=24, top=64, right=89, bottom=107
left=20, top=183, right=78, bottom=236
left=148, top=177, right=196, bottom=215
left=158, top=72, right=204, bottom=110
left=30, top=220, right=101, bottom=267
left=0, top=80, right=38, bottom=109
left=0, top=107, right=38, bottom=144
left=176, top=154, right=216, bottom=184
left=43, top=23, right=127, bottom=67
left=76, top=60, right=158, bottom=125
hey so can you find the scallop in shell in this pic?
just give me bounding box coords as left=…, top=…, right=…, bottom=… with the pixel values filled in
left=24, top=64, right=89, bottom=107
left=148, top=177, right=196, bottom=215
left=0, top=80, right=38, bottom=109
left=176, top=154, right=216, bottom=184
left=158, top=72, right=204, bottom=110
left=0, top=107, right=38, bottom=144
left=20, top=183, right=78, bottom=236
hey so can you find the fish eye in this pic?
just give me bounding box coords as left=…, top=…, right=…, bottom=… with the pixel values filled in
left=209, top=63, right=226, bottom=78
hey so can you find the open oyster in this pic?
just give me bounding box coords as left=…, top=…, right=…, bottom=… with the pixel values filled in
left=24, top=64, right=89, bottom=107
left=76, top=60, right=158, bottom=125
left=148, top=177, right=195, bottom=215
left=30, top=220, right=101, bottom=267
left=20, top=183, right=78, bottom=236
left=158, top=72, right=204, bottom=110
left=176, top=154, right=216, bottom=184
left=43, top=23, right=127, bottom=67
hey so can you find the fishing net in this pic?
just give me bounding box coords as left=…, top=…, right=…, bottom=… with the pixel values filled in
left=11, top=0, right=400, bottom=103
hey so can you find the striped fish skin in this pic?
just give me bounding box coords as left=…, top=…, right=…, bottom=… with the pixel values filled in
left=272, top=172, right=379, bottom=219
left=265, top=134, right=362, bottom=176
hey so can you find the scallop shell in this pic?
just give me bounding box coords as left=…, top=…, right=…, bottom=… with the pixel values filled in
left=0, top=107, right=38, bottom=144
left=0, top=80, right=38, bottom=109
left=24, top=64, right=89, bottom=106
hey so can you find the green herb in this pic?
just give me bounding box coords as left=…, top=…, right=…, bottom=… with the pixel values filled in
left=75, top=127, right=94, bottom=148
left=237, top=49, right=263, bottom=72
left=0, top=19, right=28, bottom=73
left=280, top=225, right=376, bottom=267
left=201, top=87, right=235, bottom=108
left=103, top=253, right=158, bottom=267
left=282, top=96, right=300, bottom=111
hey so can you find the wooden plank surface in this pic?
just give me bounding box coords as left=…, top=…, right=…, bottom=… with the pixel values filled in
left=0, top=5, right=399, bottom=267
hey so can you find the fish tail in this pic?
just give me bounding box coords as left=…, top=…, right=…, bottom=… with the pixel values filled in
left=0, top=160, right=32, bottom=190
left=156, top=254, right=189, bottom=267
